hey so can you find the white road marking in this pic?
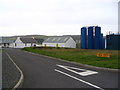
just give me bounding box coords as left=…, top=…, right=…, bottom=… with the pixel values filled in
left=5, top=52, right=24, bottom=89
left=57, top=64, right=98, bottom=76
left=79, top=71, right=98, bottom=76
left=55, top=69, right=104, bottom=90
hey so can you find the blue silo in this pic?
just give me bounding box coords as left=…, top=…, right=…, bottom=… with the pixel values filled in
left=88, top=27, right=94, bottom=49
left=81, top=27, right=87, bottom=49
left=94, top=26, right=101, bottom=49
left=100, top=33, right=103, bottom=49
left=102, top=38, right=105, bottom=49
left=100, top=33, right=105, bottom=49
left=93, top=35, right=95, bottom=49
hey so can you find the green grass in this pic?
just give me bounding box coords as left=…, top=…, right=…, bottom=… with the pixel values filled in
left=22, top=47, right=119, bottom=69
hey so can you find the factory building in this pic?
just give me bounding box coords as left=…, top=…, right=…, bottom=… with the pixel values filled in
left=81, top=26, right=105, bottom=49
left=106, top=34, right=120, bottom=50
left=42, top=36, right=76, bottom=48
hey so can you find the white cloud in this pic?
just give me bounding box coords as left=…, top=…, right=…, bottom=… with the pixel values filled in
left=0, top=0, right=119, bottom=36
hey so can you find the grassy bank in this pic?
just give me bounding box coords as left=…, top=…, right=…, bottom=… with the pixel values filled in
left=22, top=47, right=119, bottom=69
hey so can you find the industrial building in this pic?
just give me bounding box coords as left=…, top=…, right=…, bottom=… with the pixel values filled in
left=81, top=26, right=105, bottom=49
left=106, top=34, right=120, bottom=50
left=42, top=36, right=76, bottom=48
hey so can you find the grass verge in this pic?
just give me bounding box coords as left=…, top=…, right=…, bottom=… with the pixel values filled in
left=22, top=47, right=119, bottom=69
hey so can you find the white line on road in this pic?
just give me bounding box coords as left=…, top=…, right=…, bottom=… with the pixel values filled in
left=57, top=64, right=98, bottom=76
left=55, top=69, right=104, bottom=90
left=5, top=52, right=24, bottom=89
left=57, top=64, right=86, bottom=71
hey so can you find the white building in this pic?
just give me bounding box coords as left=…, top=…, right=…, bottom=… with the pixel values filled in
left=1, top=37, right=44, bottom=48
left=13, top=37, right=37, bottom=48
left=42, top=36, right=76, bottom=48
left=0, top=37, right=15, bottom=48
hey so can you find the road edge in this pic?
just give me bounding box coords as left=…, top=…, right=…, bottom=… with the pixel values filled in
left=23, top=50, right=119, bottom=72
left=5, top=52, right=24, bottom=89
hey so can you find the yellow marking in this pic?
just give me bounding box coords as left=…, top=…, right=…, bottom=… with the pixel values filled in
left=56, top=44, right=59, bottom=48
left=44, top=44, right=46, bottom=47
left=96, top=53, right=110, bottom=58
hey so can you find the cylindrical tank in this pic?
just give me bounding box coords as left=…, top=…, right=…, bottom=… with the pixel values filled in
left=102, top=38, right=105, bottom=49
left=88, top=27, right=94, bottom=49
left=81, top=27, right=87, bottom=49
left=94, top=26, right=101, bottom=49
left=100, top=33, right=105, bottom=49
left=100, top=33, right=103, bottom=49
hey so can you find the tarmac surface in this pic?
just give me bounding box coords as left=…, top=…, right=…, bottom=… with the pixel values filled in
left=2, top=50, right=20, bottom=88
left=5, top=48, right=119, bottom=89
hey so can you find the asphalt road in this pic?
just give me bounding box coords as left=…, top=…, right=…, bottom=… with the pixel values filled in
left=5, top=48, right=119, bottom=89
left=2, top=50, right=20, bottom=88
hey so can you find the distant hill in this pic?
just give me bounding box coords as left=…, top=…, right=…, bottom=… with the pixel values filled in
left=2, top=34, right=81, bottom=43
left=13, top=35, right=48, bottom=39
left=2, top=35, right=48, bottom=40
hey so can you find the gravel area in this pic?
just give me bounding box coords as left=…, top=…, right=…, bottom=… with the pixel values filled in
left=2, top=50, right=20, bottom=89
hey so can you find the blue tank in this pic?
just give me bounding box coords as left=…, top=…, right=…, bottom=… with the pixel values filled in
left=100, top=33, right=105, bottom=49
left=94, top=26, right=101, bottom=49
left=100, top=33, right=103, bottom=49
left=88, top=27, right=94, bottom=49
left=93, top=36, right=95, bottom=49
left=81, top=27, right=87, bottom=49
left=102, top=38, right=105, bottom=49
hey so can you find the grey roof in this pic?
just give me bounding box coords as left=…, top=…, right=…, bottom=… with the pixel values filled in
left=43, top=36, right=71, bottom=43
left=20, top=38, right=37, bottom=43
left=1, top=37, right=16, bottom=43
left=2, top=39, right=15, bottom=43
left=63, top=35, right=80, bottom=43
left=0, top=37, right=43, bottom=44
left=34, top=38, right=44, bottom=44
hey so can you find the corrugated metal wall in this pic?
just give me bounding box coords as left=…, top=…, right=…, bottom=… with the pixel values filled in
left=106, top=34, right=120, bottom=50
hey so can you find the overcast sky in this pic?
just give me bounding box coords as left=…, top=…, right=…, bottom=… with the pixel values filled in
left=0, top=0, right=119, bottom=36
